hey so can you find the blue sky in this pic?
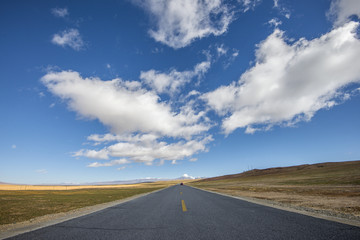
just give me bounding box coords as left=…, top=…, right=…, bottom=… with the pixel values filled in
left=1, top=0, right=360, bottom=184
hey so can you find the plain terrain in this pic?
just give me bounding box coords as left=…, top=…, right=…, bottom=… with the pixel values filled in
left=7, top=185, right=360, bottom=240
left=0, top=181, right=187, bottom=226
left=189, top=160, right=360, bottom=221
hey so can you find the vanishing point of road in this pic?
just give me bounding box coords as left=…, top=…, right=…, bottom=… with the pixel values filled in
left=7, top=185, right=360, bottom=239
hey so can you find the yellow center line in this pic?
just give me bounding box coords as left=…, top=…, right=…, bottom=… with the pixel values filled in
left=181, top=200, right=187, bottom=212
left=180, top=192, right=182, bottom=195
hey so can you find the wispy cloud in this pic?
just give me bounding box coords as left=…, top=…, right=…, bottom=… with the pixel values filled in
left=11, top=145, right=16, bottom=149
left=51, top=7, right=69, bottom=18
left=87, top=159, right=129, bottom=168
left=216, top=44, right=228, bottom=57
left=140, top=60, right=211, bottom=95
left=51, top=29, right=84, bottom=51
left=239, top=0, right=261, bottom=13
left=272, top=0, right=291, bottom=19
left=134, top=0, right=235, bottom=48
left=202, top=21, right=360, bottom=134
left=268, top=18, right=282, bottom=27
left=36, top=169, right=48, bottom=174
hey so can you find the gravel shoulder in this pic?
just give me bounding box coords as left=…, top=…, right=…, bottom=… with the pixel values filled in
left=190, top=185, right=360, bottom=228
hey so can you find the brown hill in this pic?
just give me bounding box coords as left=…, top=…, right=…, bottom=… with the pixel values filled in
left=195, top=160, right=360, bottom=185
left=190, top=160, right=360, bottom=222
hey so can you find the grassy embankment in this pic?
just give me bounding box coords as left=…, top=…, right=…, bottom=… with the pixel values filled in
left=0, top=180, right=188, bottom=225
left=189, top=161, right=360, bottom=219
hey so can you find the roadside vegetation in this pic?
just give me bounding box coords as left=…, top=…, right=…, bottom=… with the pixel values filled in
left=0, top=181, right=185, bottom=225
left=189, top=160, right=360, bottom=220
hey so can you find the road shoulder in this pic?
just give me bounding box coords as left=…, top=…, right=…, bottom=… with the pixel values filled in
left=189, top=185, right=360, bottom=228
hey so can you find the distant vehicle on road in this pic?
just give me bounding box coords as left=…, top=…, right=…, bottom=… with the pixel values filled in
left=180, top=182, right=183, bottom=185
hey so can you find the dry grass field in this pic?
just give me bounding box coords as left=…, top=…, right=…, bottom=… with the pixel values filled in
left=0, top=180, right=190, bottom=226
left=0, top=180, right=189, bottom=191
left=189, top=161, right=360, bottom=221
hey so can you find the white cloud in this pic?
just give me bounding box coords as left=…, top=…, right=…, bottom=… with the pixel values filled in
left=134, top=0, right=235, bottom=48
left=272, top=0, right=291, bottom=19
left=108, top=136, right=212, bottom=163
left=273, top=0, right=279, bottom=8
left=42, top=70, right=213, bottom=166
left=239, top=0, right=261, bottom=12
left=73, top=149, right=110, bottom=160
left=268, top=18, right=282, bottom=27
left=87, top=159, right=129, bottom=168
left=11, top=145, right=16, bottom=149
left=202, top=21, right=360, bottom=134
left=87, top=133, right=159, bottom=144
left=51, top=7, right=69, bottom=18
left=49, top=103, right=56, bottom=108
left=117, top=166, right=126, bottom=170
left=232, top=50, right=239, bottom=57
left=41, top=71, right=210, bottom=139
left=189, top=158, right=198, bottom=162
left=217, top=44, right=228, bottom=56
left=212, top=44, right=239, bottom=68
left=328, top=0, right=360, bottom=27
left=51, top=29, right=84, bottom=51
left=79, top=134, right=212, bottom=165
left=140, top=60, right=210, bottom=95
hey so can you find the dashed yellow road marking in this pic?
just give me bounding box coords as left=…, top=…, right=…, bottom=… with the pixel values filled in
left=180, top=192, right=182, bottom=195
left=181, top=200, right=187, bottom=212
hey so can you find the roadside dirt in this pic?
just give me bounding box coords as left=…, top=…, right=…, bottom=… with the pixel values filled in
left=197, top=184, right=360, bottom=226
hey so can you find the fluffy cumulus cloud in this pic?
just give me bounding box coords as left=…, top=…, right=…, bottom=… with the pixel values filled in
left=134, top=0, right=235, bottom=48
left=328, top=0, right=360, bottom=27
left=41, top=70, right=212, bottom=166
left=42, top=71, right=209, bottom=138
left=202, top=21, right=360, bottom=134
left=80, top=134, right=213, bottom=165
left=51, top=29, right=84, bottom=51
left=140, top=60, right=210, bottom=95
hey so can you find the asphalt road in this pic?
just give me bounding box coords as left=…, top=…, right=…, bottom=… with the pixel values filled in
left=7, top=185, right=360, bottom=239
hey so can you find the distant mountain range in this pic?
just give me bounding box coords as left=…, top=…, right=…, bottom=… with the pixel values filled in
left=81, top=175, right=202, bottom=185
left=0, top=175, right=202, bottom=186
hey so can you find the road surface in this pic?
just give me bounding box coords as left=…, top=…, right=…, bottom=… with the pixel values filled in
left=7, top=185, right=360, bottom=239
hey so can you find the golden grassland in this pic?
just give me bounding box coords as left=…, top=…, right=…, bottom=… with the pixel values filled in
left=0, top=180, right=191, bottom=225
left=0, top=180, right=192, bottom=191
left=189, top=161, right=360, bottom=220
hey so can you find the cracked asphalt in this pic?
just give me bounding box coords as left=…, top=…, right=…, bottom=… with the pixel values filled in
left=7, top=185, right=360, bottom=239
